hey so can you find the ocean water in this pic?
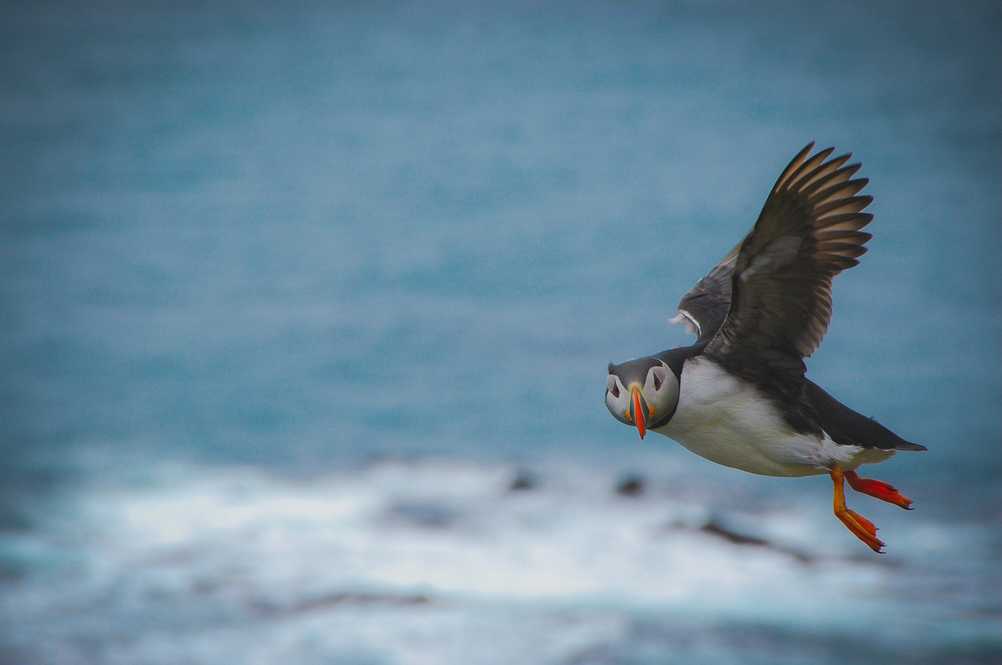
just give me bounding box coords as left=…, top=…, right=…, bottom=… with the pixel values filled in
left=1, top=2, right=1000, bottom=664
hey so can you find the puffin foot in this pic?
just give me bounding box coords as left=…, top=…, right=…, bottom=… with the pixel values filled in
left=831, top=467, right=885, bottom=553
left=845, top=470, right=913, bottom=510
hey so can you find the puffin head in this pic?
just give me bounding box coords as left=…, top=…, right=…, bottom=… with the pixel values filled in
left=605, top=355, right=680, bottom=439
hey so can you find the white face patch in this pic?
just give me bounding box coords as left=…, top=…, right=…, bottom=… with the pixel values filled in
left=641, top=362, right=679, bottom=425
left=605, top=374, right=631, bottom=425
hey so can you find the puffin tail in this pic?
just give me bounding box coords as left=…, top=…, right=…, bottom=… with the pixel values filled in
left=894, top=440, right=927, bottom=452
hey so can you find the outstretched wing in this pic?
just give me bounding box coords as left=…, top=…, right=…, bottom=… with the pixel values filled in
left=704, top=143, right=874, bottom=393
left=672, top=242, right=739, bottom=342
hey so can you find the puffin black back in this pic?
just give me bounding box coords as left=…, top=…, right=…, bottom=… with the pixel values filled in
left=803, top=380, right=928, bottom=452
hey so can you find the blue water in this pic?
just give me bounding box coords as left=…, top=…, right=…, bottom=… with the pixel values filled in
left=2, top=2, right=1000, bottom=664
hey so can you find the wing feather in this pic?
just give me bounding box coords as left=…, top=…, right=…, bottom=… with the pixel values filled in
left=672, top=243, right=739, bottom=342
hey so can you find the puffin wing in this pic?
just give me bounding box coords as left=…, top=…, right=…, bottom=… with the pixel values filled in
left=671, top=241, right=740, bottom=342
left=704, top=143, right=873, bottom=391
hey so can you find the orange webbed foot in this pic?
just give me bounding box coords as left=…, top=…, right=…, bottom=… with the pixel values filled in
left=846, top=508, right=877, bottom=538
left=831, top=468, right=885, bottom=553
left=845, top=470, right=913, bottom=510
left=836, top=507, right=885, bottom=553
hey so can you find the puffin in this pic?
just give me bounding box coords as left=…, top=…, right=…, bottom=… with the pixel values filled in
left=604, top=143, right=925, bottom=553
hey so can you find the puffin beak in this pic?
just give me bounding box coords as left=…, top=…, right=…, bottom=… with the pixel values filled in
left=630, top=386, right=646, bottom=439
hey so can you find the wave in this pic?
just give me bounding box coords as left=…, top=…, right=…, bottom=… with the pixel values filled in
left=1, top=455, right=998, bottom=664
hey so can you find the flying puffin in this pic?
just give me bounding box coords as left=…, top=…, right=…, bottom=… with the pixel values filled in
left=604, top=143, right=925, bottom=553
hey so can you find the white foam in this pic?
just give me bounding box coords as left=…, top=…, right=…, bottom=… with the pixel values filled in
left=3, top=456, right=993, bottom=665
left=61, top=459, right=887, bottom=612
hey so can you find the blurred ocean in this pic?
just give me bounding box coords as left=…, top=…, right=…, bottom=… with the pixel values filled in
left=1, top=1, right=1000, bottom=664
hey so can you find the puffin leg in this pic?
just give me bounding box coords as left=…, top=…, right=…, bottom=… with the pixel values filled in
left=845, top=470, right=913, bottom=510
left=831, top=467, right=884, bottom=553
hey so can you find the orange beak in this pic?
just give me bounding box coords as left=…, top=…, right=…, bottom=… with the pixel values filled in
left=630, top=386, right=646, bottom=439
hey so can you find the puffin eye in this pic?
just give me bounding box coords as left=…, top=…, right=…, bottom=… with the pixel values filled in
left=610, top=382, right=620, bottom=398
left=651, top=366, right=667, bottom=391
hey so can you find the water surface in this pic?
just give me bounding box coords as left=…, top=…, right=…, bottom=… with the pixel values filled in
left=2, top=2, right=1000, bottom=663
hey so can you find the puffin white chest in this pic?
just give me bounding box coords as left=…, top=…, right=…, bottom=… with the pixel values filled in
left=654, top=357, right=832, bottom=477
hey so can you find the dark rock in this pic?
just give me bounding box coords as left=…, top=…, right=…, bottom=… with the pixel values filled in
left=289, top=592, right=431, bottom=613
left=508, top=468, right=539, bottom=492
left=700, top=521, right=770, bottom=547
left=385, top=500, right=458, bottom=529
left=664, top=518, right=898, bottom=566
left=251, top=591, right=432, bottom=617
left=698, top=519, right=814, bottom=563
left=615, top=473, right=645, bottom=497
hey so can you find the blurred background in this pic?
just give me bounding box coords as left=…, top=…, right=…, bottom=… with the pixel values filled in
left=2, top=1, right=1000, bottom=663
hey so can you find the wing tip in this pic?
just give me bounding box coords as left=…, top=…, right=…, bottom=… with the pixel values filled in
left=773, top=141, right=817, bottom=192
left=670, top=310, right=701, bottom=337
